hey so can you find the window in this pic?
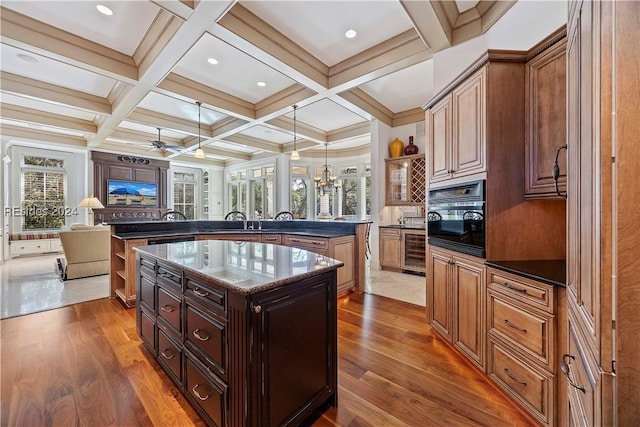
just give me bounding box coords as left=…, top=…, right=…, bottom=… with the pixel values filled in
left=290, top=177, right=309, bottom=219
left=228, top=171, right=247, bottom=215
left=249, top=166, right=274, bottom=219
left=337, top=177, right=358, bottom=220
left=173, top=170, right=197, bottom=219
left=21, top=155, right=67, bottom=230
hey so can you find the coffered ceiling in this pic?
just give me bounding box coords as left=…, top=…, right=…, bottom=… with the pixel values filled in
left=0, top=0, right=516, bottom=166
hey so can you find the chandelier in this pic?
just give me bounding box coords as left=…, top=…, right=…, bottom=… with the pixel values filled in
left=314, top=143, right=339, bottom=196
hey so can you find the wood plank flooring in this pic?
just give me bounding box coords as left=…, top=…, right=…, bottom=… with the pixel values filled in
left=1, top=294, right=535, bottom=426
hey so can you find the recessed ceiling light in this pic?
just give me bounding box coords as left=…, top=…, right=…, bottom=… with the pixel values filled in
left=207, top=57, right=218, bottom=65
left=257, top=81, right=266, bottom=87
left=96, top=4, right=113, bottom=16
left=345, top=29, right=357, bottom=39
left=16, top=53, right=39, bottom=63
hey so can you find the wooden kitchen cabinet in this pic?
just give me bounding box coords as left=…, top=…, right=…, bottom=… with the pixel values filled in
left=384, top=154, right=426, bottom=206
left=427, top=245, right=486, bottom=371
left=379, top=227, right=402, bottom=271
left=380, top=227, right=425, bottom=274
left=111, top=235, right=148, bottom=308
left=283, top=234, right=355, bottom=296
left=525, top=29, right=567, bottom=199
left=486, top=267, right=560, bottom=426
left=426, top=66, right=486, bottom=185
left=136, top=247, right=338, bottom=427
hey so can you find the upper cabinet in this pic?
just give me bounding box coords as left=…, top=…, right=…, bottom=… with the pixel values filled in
left=385, top=153, right=426, bottom=206
left=427, top=67, right=487, bottom=185
left=525, top=30, right=568, bottom=199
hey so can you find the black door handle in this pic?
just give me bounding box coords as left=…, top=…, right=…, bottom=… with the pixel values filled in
left=553, top=145, right=568, bottom=198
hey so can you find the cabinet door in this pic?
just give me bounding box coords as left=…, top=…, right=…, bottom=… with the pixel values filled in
left=566, top=1, right=608, bottom=425
left=385, top=159, right=410, bottom=205
left=251, top=276, right=337, bottom=427
left=525, top=40, right=567, bottom=198
left=379, top=229, right=402, bottom=270
left=428, top=95, right=452, bottom=183
left=427, top=248, right=452, bottom=341
left=452, top=67, right=486, bottom=179
left=452, top=255, right=485, bottom=371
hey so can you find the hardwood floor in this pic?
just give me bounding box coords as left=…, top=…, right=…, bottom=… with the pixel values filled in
left=1, top=294, right=535, bottom=426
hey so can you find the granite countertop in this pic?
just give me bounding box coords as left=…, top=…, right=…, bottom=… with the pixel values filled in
left=379, top=224, right=426, bottom=230
left=485, top=260, right=566, bottom=287
left=134, top=240, right=344, bottom=295
left=115, top=228, right=352, bottom=239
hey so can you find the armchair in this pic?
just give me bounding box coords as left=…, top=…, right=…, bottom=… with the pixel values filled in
left=58, top=225, right=110, bottom=280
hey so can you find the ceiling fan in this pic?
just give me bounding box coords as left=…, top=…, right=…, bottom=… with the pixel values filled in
left=148, top=127, right=182, bottom=152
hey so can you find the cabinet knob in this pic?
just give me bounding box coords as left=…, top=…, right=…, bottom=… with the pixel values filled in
left=447, top=169, right=455, bottom=174
left=254, top=304, right=262, bottom=314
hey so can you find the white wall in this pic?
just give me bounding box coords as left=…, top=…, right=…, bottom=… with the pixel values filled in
left=431, top=0, right=568, bottom=95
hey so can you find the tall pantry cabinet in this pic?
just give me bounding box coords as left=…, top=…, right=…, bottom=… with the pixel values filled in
left=564, top=0, right=640, bottom=425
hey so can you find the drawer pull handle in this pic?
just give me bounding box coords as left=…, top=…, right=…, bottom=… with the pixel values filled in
left=160, top=305, right=174, bottom=313
left=504, top=283, right=526, bottom=293
left=504, top=319, right=527, bottom=332
left=192, top=384, right=210, bottom=401
left=504, top=368, right=527, bottom=386
left=561, top=354, right=586, bottom=394
left=254, top=305, right=262, bottom=314
left=161, top=349, right=175, bottom=360
left=193, top=289, right=209, bottom=297
left=192, top=329, right=210, bottom=341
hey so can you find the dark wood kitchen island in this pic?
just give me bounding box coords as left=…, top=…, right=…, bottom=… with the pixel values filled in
left=134, top=239, right=341, bottom=427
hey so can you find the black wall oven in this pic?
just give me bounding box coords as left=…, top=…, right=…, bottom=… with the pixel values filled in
left=427, top=180, right=485, bottom=258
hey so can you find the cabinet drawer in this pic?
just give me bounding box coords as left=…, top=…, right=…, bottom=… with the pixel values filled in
left=140, top=310, right=156, bottom=354
left=185, top=356, right=226, bottom=427
left=140, top=275, right=156, bottom=312
left=488, top=339, right=553, bottom=426
left=12, top=240, right=48, bottom=253
left=488, top=269, right=555, bottom=313
left=261, top=234, right=282, bottom=244
left=158, top=329, right=182, bottom=384
left=49, top=239, right=63, bottom=252
left=139, top=257, right=156, bottom=280
left=157, top=262, right=182, bottom=292
left=186, top=305, right=226, bottom=379
left=283, top=235, right=329, bottom=252
left=489, top=291, right=554, bottom=369
left=158, top=287, right=182, bottom=335
left=185, top=274, right=227, bottom=316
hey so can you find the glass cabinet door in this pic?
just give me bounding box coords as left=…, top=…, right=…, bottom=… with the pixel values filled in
left=386, top=159, right=409, bottom=204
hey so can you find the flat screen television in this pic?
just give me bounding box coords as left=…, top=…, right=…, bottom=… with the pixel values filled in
left=107, top=180, right=158, bottom=207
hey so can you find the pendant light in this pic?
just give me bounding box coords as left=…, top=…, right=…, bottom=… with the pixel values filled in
left=290, top=104, right=300, bottom=160
left=194, top=101, right=205, bottom=159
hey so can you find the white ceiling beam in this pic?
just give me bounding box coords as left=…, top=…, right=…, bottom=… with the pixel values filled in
left=0, top=124, right=87, bottom=147
left=0, top=104, right=97, bottom=133
left=222, top=134, right=283, bottom=153
left=1, top=72, right=112, bottom=115
left=86, top=0, right=236, bottom=147
left=127, top=108, right=210, bottom=137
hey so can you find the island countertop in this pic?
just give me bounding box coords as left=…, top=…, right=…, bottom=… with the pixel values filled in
left=134, top=239, right=344, bottom=295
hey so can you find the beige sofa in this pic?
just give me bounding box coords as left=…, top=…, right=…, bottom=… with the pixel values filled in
left=58, top=224, right=110, bottom=280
